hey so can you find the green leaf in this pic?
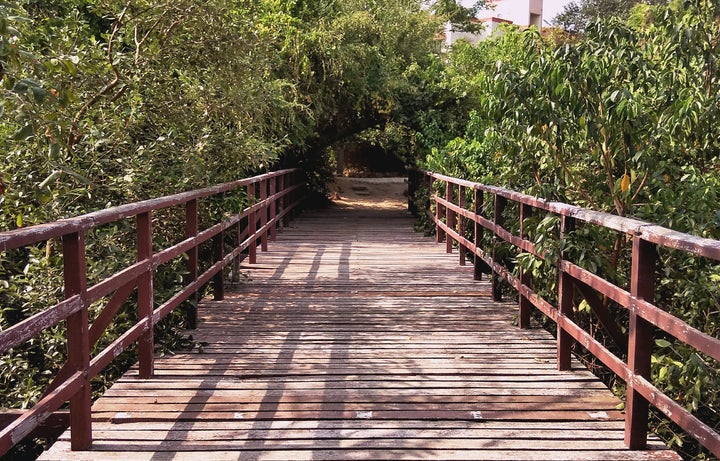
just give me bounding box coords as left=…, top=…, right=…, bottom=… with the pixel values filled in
left=12, top=124, right=34, bottom=140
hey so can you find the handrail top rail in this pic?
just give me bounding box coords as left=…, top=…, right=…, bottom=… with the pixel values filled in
left=424, top=170, right=720, bottom=261
left=0, top=168, right=304, bottom=455
left=419, top=169, right=720, bottom=457
left=0, top=169, right=300, bottom=252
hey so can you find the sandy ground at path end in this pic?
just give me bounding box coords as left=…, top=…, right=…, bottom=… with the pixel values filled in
left=328, top=176, right=409, bottom=211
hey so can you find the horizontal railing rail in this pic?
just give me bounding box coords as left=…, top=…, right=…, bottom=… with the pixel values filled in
left=413, top=169, right=720, bottom=457
left=0, top=168, right=304, bottom=455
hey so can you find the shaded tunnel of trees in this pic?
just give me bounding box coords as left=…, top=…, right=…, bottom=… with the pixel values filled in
left=1, top=0, right=719, bottom=459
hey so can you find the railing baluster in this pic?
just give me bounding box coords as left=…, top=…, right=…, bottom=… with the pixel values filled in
left=232, top=218, right=242, bottom=284
left=473, top=187, right=484, bottom=281
left=63, top=231, right=92, bottom=450
left=279, top=174, right=287, bottom=228
left=446, top=182, right=454, bottom=254
left=184, top=199, right=199, bottom=329
left=625, top=236, right=656, bottom=449
left=491, top=195, right=506, bottom=301
left=260, top=178, right=268, bottom=252
left=213, top=229, right=224, bottom=301
left=435, top=179, right=444, bottom=244
left=557, top=215, right=576, bottom=370
left=458, top=185, right=466, bottom=266
left=518, top=203, right=533, bottom=329
left=248, top=182, right=257, bottom=264
left=137, top=211, right=154, bottom=379
left=269, top=176, right=277, bottom=242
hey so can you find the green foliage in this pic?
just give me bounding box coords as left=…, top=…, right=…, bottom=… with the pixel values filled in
left=553, top=0, right=670, bottom=32
left=0, top=2, right=444, bottom=457
left=432, top=0, right=489, bottom=33
left=417, top=2, right=720, bottom=458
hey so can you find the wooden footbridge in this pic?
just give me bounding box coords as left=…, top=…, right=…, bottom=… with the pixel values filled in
left=1, top=170, right=719, bottom=460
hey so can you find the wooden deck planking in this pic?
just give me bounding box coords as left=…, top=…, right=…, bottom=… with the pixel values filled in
left=40, top=200, right=680, bottom=460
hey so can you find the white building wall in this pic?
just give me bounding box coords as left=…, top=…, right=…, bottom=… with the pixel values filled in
left=477, top=0, right=543, bottom=27
left=444, top=22, right=485, bottom=47
left=445, top=0, right=544, bottom=48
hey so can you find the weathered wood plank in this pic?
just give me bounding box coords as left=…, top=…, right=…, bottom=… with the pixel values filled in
left=39, top=190, right=680, bottom=461
left=37, top=447, right=685, bottom=461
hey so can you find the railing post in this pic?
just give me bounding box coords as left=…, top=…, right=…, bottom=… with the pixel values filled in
left=63, top=231, right=92, bottom=450
left=260, top=178, right=268, bottom=252
left=557, top=215, right=576, bottom=371
left=446, top=182, right=454, bottom=254
left=184, top=199, right=198, bottom=329
left=473, top=187, right=484, bottom=281
left=625, top=235, right=655, bottom=449
left=492, top=195, right=506, bottom=301
left=231, top=190, right=243, bottom=285
left=458, top=185, right=466, bottom=266
left=279, top=174, right=287, bottom=228
left=233, top=218, right=247, bottom=284
left=213, top=229, right=225, bottom=301
left=435, top=179, right=444, bottom=244
left=137, top=211, right=154, bottom=379
left=518, top=203, right=533, bottom=329
left=248, top=182, right=257, bottom=264
left=269, top=175, right=277, bottom=242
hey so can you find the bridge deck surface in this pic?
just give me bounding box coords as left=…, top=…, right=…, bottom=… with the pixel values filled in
left=40, top=180, right=680, bottom=460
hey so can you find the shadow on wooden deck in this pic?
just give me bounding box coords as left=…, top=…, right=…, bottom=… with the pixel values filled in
left=40, top=181, right=681, bottom=460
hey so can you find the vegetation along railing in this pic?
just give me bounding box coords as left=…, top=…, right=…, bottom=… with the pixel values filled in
left=0, top=169, right=303, bottom=455
left=414, top=170, right=720, bottom=457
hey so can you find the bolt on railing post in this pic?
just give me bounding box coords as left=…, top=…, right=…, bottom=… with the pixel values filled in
left=492, top=195, right=506, bottom=301
left=248, top=182, right=257, bottom=264
left=473, top=187, right=484, bottom=281
left=446, top=182, right=455, bottom=254
left=184, top=199, right=199, bottom=329
left=625, top=235, right=655, bottom=450
left=557, top=215, right=576, bottom=371
left=63, top=231, right=92, bottom=450
left=137, top=211, right=154, bottom=379
left=518, top=203, right=533, bottom=329
left=269, top=176, right=277, bottom=242
left=458, top=186, right=466, bottom=266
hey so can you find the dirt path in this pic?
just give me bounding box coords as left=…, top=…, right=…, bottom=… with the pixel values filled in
left=329, top=176, right=408, bottom=210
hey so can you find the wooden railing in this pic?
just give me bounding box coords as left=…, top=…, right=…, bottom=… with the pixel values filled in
left=413, top=170, right=720, bottom=457
left=0, top=169, right=303, bottom=455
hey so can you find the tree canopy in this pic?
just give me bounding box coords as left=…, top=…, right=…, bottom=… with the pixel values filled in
left=0, top=0, right=457, bottom=229
left=552, top=0, right=668, bottom=32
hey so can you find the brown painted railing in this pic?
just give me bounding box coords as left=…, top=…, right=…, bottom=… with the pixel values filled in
left=0, top=169, right=303, bottom=455
left=414, top=170, right=720, bottom=457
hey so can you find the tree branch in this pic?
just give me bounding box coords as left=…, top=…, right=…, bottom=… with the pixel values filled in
left=70, top=3, right=131, bottom=146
